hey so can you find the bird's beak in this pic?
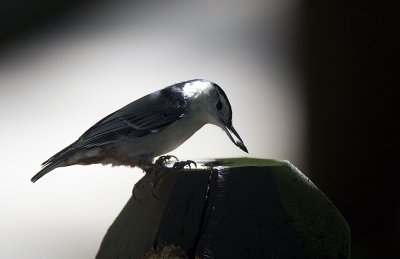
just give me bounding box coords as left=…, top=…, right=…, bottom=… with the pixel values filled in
left=222, top=121, right=248, bottom=153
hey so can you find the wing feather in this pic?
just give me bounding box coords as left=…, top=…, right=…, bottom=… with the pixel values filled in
left=74, top=84, right=186, bottom=149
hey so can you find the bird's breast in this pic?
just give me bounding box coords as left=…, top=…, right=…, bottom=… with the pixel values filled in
left=73, top=115, right=206, bottom=167
left=116, top=115, right=206, bottom=161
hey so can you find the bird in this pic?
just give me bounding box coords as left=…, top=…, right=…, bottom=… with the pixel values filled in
left=31, top=79, right=248, bottom=183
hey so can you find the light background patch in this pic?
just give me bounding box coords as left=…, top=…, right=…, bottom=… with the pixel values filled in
left=0, top=0, right=305, bottom=258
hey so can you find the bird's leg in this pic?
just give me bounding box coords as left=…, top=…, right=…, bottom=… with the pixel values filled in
left=149, top=161, right=197, bottom=199
left=134, top=162, right=172, bottom=199
left=133, top=160, right=197, bottom=199
left=155, top=155, right=179, bottom=165
left=148, top=160, right=198, bottom=199
left=131, top=162, right=164, bottom=200
left=132, top=172, right=146, bottom=201
left=147, top=165, right=174, bottom=199
left=149, top=181, right=162, bottom=199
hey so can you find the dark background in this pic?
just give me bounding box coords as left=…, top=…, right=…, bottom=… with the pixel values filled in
left=1, top=0, right=396, bottom=258
left=303, top=2, right=397, bottom=258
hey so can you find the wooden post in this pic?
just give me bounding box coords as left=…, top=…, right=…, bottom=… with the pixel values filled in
left=96, top=158, right=350, bottom=258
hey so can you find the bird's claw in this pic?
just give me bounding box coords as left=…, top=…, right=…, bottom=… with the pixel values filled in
left=133, top=174, right=163, bottom=200
left=132, top=174, right=146, bottom=201
left=132, top=185, right=141, bottom=201
left=172, top=160, right=197, bottom=170
left=134, top=159, right=196, bottom=200
left=155, top=155, right=179, bottom=165
left=149, top=182, right=161, bottom=199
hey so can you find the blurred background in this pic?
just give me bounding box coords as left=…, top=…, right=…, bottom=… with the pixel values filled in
left=0, top=0, right=395, bottom=258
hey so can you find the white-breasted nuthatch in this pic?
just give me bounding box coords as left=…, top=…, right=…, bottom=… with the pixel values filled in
left=31, top=79, right=248, bottom=182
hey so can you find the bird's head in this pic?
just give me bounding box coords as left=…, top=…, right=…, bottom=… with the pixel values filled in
left=182, top=79, right=248, bottom=153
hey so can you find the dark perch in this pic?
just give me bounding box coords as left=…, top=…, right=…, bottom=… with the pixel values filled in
left=96, top=158, right=350, bottom=258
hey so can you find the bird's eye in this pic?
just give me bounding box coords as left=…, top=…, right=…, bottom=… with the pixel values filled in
left=216, top=100, right=223, bottom=110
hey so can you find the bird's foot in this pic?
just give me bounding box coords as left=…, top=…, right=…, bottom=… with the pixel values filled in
left=148, top=166, right=174, bottom=199
left=172, top=160, right=197, bottom=170
left=132, top=162, right=166, bottom=200
left=155, top=155, right=178, bottom=165
left=136, top=163, right=172, bottom=199
left=132, top=175, right=145, bottom=201
left=132, top=168, right=168, bottom=200
left=149, top=160, right=197, bottom=198
left=133, top=160, right=197, bottom=200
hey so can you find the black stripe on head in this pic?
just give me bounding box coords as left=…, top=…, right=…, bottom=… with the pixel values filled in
left=212, top=83, right=232, bottom=123
left=160, top=82, right=187, bottom=107
left=160, top=79, right=207, bottom=105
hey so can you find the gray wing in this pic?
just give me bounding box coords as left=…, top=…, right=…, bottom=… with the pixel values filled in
left=75, top=85, right=186, bottom=149
left=32, top=83, right=187, bottom=182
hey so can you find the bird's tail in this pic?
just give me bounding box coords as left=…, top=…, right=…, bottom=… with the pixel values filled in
left=31, top=144, right=78, bottom=183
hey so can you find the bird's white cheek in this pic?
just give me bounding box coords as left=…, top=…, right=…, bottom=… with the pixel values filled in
left=199, top=109, right=219, bottom=126
left=208, top=114, right=223, bottom=127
